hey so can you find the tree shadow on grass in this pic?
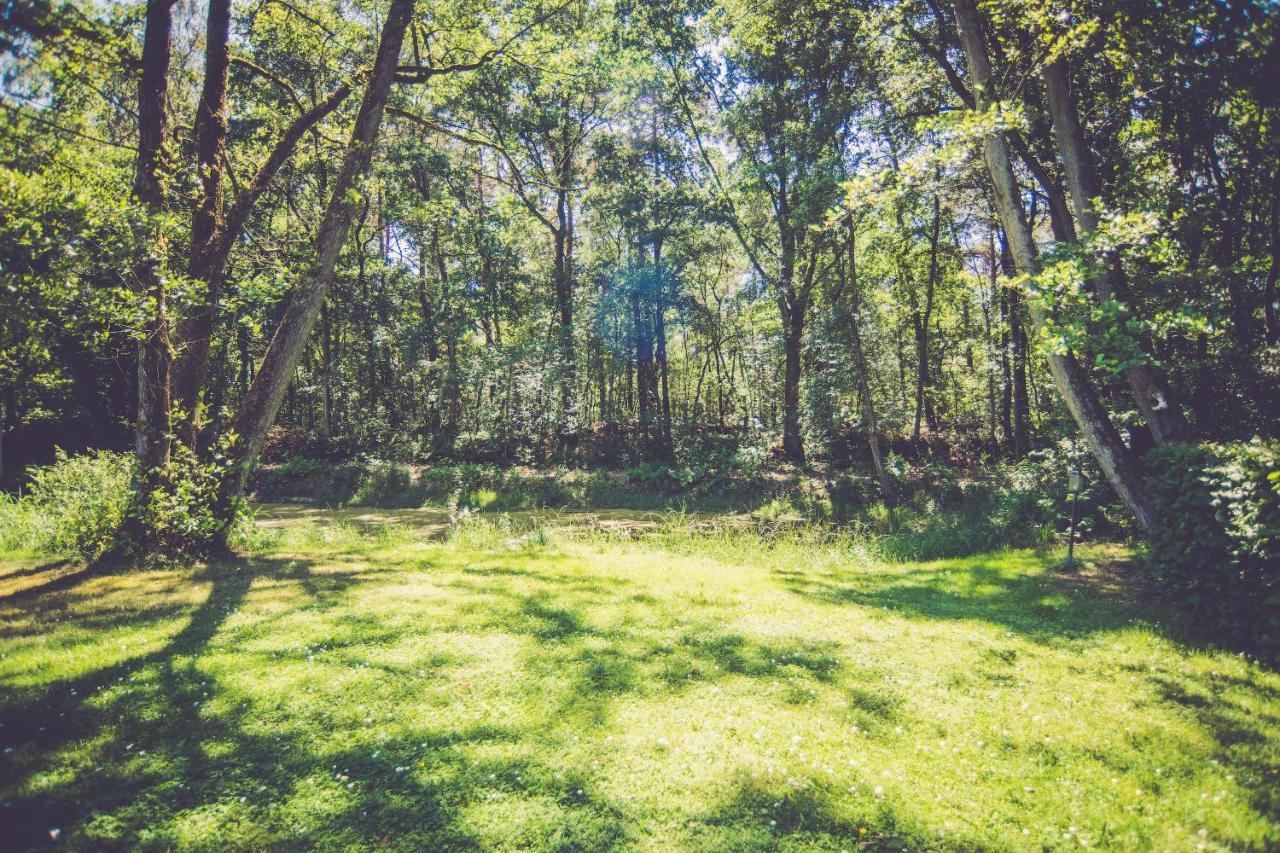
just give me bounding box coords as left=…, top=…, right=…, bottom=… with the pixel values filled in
left=686, top=773, right=941, bottom=852
left=0, top=557, right=266, bottom=744
left=0, top=552, right=637, bottom=850
left=0, top=543, right=1011, bottom=850
left=0, top=564, right=100, bottom=606
left=437, top=562, right=896, bottom=731
left=0, top=559, right=73, bottom=584
left=1144, top=671, right=1280, bottom=822
left=775, top=551, right=1171, bottom=646
left=0, top=555, right=262, bottom=847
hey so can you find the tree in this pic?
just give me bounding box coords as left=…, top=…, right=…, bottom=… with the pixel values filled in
left=686, top=0, right=865, bottom=463
left=950, top=0, right=1156, bottom=529
left=128, top=0, right=177, bottom=483
left=215, top=0, right=418, bottom=529
left=453, top=5, right=619, bottom=453
left=1041, top=56, right=1190, bottom=444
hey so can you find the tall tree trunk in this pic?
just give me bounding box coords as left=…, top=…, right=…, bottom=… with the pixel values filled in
left=780, top=308, right=805, bottom=465
left=131, top=0, right=176, bottom=479
left=911, top=197, right=942, bottom=442
left=417, top=241, right=442, bottom=444
left=552, top=203, right=577, bottom=451
left=997, top=233, right=1029, bottom=457
left=1010, top=292, right=1031, bottom=456
left=910, top=309, right=927, bottom=442
left=632, top=279, right=653, bottom=446
left=632, top=235, right=658, bottom=453
left=320, top=302, right=332, bottom=444
left=172, top=0, right=231, bottom=448
left=173, top=71, right=352, bottom=447
left=474, top=154, right=504, bottom=349
left=983, top=234, right=999, bottom=453
left=654, top=238, right=672, bottom=457
left=215, top=0, right=415, bottom=529
left=776, top=224, right=806, bottom=465
left=952, top=0, right=1156, bottom=529
left=431, top=227, right=459, bottom=453
left=1265, top=175, right=1279, bottom=346
left=846, top=217, right=895, bottom=511
left=1043, top=58, right=1190, bottom=444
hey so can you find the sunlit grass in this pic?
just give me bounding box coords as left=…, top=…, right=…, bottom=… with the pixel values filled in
left=1, top=517, right=1277, bottom=850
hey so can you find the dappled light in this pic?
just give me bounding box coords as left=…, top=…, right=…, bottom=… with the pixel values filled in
left=2, top=0, right=1278, bottom=846
left=2, top=521, right=1277, bottom=849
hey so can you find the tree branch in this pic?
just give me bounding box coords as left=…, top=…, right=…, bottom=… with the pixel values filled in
left=218, top=79, right=355, bottom=259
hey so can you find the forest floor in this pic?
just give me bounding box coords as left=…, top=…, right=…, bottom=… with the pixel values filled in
left=0, top=510, right=1277, bottom=851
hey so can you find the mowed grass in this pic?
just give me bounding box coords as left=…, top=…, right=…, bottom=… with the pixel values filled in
left=0, top=517, right=1277, bottom=851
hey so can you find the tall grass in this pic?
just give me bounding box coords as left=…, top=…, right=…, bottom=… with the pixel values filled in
left=0, top=450, right=131, bottom=559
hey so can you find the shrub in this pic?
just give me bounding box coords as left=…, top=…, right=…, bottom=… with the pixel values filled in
left=0, top=449, right=132, bottom=559
left=1145, top=439, right=1280, bottom=660
left=352, top=461, right=421, bottom=506
left=253, top=457, right=363, bottom=504
left=125, top=438, right=247, bottom=556
left=829, top=473, right=877, bottom=521
left=0, top=491, right=51, bottom=555
left=486, top=473, right=572, bottom=510
left=578, top=469, right=636, bottom=506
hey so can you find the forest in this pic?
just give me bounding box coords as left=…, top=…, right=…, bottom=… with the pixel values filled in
left=1, top=0, right=1278, bottom=848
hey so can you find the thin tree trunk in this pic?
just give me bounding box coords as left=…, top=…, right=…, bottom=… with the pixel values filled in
left=983, top=236, right=999, bottom=453
left=432, top=227, right=460, bottom=452
left=997, top=233, right=1030, bottom=456
left=215, top=0, right=415, bottom=529
left=998, top=284, right=1013, bottom=452
left=553, top=201, right=577, bottom=450
left=633, top=283, right=653, bottom=446
left=1042, top=58, right=1190, bottom=443
left=911, top=197, right=942, bottom=441
left=321, top=302, right=332, bottom=444
left=417, top=241, right=442, bottom=443
left=1264, top=175, right=1280, bottom=345
left=846, top=217, right=895, bottom=512
left=952, top=0, right=1156, bottom=529
left=776, top=226, right=807, bottom=465
left=1008, top=282, right=1031, bottom=456
left=654, top=238, right=672, bottom=456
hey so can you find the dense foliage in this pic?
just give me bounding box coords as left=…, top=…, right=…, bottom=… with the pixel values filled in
left=0, top=449, right=131, bottom=559
left=1146, top=440, right=1280, bottom=658
left=1, top=0, right=1277, bottom=649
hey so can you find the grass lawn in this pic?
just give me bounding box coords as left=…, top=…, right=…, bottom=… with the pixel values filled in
left=1, top=513, right=1277, bottom=850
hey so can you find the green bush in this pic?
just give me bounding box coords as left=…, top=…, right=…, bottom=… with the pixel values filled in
left=578, top=469, right=637, bottom=506
left=829, top=473, right=877, bottom=521
left=485, top=473, right=572, bottom=510
left=125, top=438, right=248, bottom=556
left=253, top=457, right=363, bottom=504
left=0, top=449, right=132, bottom=559
left=352, top=461, right=422, bottom=506
left=1146, top=439, right=1280, bottom=660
